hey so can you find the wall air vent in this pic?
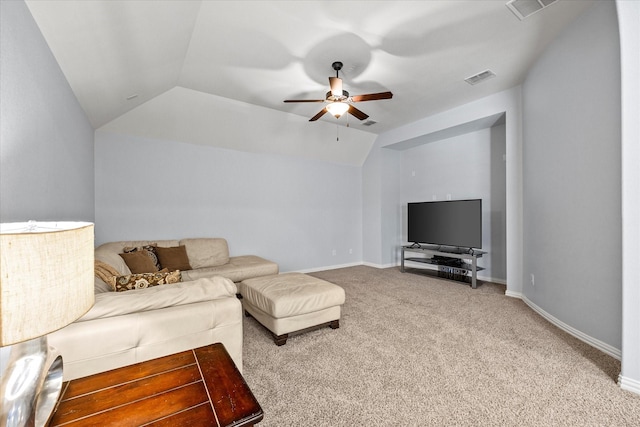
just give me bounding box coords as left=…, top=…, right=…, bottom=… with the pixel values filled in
left=362, top=120, right=377, bottom=126
left=506, top=0, right=558, bottom=21
left=464, top=70, right=496, bottom=86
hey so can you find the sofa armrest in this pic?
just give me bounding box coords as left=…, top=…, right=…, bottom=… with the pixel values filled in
left=79, top=276, right=237, bottom=322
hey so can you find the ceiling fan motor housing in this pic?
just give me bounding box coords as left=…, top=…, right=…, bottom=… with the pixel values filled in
left=326, top=90, right=349, bottom=102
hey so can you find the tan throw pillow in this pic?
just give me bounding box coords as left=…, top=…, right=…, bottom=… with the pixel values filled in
left=119, top=250, right=159, bottom=274
left=122, top=243, right=161, bottom=271
left=113, top=270, right=182, bottom=292
left=94, top=260, right=121, bottom=283
left=95, top=260, right=121, bottom=291
left=155, top=245, right=192, bottom=271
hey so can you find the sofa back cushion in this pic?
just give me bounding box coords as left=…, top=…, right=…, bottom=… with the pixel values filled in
left=180, top=238, right=229, bottom=268
left=94, top=277, right=113, bottom=294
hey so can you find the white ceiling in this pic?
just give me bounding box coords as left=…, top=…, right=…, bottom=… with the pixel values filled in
left=25, top=0, right=596, bottom=134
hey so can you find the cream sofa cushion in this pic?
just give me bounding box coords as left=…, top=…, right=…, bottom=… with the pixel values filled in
left=180, top=238, right=229, bottom=268
left=183, top=255, right=278, bottom=283
left=79, top=276, right=237, bottom=321
left=48, top=293, right=243, bottom=380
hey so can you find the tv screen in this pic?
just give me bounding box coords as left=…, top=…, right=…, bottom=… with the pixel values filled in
left=407, top=199, right=482, bottom=249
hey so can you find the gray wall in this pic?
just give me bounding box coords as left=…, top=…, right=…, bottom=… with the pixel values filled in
left=399, top=125, right=507, bottom=282
left=380, top=148, right=402, bottom=266
left=362, top=146, right=385, bottom=265
left=361, top=143, right=402, bottom=267
left=95, top=130, right=362, bottom=272
left=0, top=0, right=94, bottom=223
left=522, top=2, right=621, bottom=349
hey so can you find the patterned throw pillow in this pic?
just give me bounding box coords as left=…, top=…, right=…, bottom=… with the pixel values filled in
left=113, top=270, right=182, bottom=292
left=122, top=244, right=161, bottom=271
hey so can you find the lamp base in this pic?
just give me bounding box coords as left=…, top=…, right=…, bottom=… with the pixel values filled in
left=0, top=336, right=63, bottom=427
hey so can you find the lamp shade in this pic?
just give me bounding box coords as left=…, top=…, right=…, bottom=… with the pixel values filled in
left=0, top=222, right=94, bottom=346
left=326, top=102, right=350, bottom=118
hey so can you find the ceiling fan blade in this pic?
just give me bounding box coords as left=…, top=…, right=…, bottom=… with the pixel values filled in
left=284, top=99, right=325, bottom=103
left=350, top=91, right=393, bottom=102
left=329, top=77, right=343, bottom=97
left=309, top=108, right=328, bottom=121
left=348, top=105, right=369, bottom=121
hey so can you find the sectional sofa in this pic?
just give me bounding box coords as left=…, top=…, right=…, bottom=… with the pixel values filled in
left=48, top=238, right=278, bottom=380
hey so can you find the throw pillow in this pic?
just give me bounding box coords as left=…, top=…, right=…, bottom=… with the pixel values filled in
left=94, top=260, right=121, bottom=284
left=122, top=243, right=161, bottom=271
left=113, top=269, right=182, bottom=292
left=155, top=245, right=192, bottom=271
left=95, top=260, right=121, bottom=292
left=119, top=250, right=159, bottom=274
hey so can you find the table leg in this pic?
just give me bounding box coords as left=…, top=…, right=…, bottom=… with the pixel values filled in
left=472, top=257, right=477, bottom=289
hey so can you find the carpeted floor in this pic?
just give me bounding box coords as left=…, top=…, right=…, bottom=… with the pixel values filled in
left=241, top=265, right=640, bottom=426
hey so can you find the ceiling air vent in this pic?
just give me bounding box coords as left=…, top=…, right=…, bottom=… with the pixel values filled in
left=465, top=70, right=496, bottom=86
left=362, top=120, right=377, bottom=126
left=506, top=0, right=558, bottom=21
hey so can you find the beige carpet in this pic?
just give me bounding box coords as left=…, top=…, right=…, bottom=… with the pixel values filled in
left=241, top=266, right=640, bottom=426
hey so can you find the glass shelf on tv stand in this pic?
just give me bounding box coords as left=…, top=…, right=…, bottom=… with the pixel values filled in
left=400, top=245, right=486, bottom=289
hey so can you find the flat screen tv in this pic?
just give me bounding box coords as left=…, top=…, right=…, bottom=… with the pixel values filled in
left=407, top=199, right=482, bottom=249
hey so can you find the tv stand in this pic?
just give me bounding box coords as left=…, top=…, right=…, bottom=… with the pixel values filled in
left=400, top=245, right=486, bottom=289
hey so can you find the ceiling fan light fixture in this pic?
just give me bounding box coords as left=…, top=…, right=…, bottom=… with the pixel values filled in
left=326, top=102, right=349, bottom=118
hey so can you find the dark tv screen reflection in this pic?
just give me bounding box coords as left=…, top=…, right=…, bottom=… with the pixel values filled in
left=407, top=199, right=482, bottom=249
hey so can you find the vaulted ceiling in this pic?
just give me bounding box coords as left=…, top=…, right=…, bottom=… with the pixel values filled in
left=26, top=1, right=595, bottom=136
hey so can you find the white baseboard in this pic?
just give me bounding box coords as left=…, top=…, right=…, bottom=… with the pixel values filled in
left=293, top=262, right=363, bottom=274
left=619, top=374, right=640, bottom=395
left=505, top=290, right=523, bottom=299
left=478, top=275, right=507, bottom=285
left=521, top=295, right=621, bottom=360
left=363, top=261, right=396, bottom=269
left=291, top=261, right=404, bottom=273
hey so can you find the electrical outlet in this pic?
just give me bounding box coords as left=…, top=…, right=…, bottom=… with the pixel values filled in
left=349, top=248, right=353, bottom=254
left=531, top=274, right=535, bottom=286
left=332, top=249, right=336, bottom=256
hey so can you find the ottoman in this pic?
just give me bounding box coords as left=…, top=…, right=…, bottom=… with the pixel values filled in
left=238, top=273, right=346, bottom=346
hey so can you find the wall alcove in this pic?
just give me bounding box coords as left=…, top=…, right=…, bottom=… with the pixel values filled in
left=385, top=113, right=507, bottom=284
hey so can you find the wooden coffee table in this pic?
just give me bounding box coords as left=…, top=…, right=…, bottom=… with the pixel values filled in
left=48, top=343, right=263, bottom=426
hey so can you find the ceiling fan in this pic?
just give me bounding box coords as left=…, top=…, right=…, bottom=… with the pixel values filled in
left=284, top=61, right=393, bottom=122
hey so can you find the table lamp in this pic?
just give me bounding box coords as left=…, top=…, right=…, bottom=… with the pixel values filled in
left=0, top=221, right=94, bottom=427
